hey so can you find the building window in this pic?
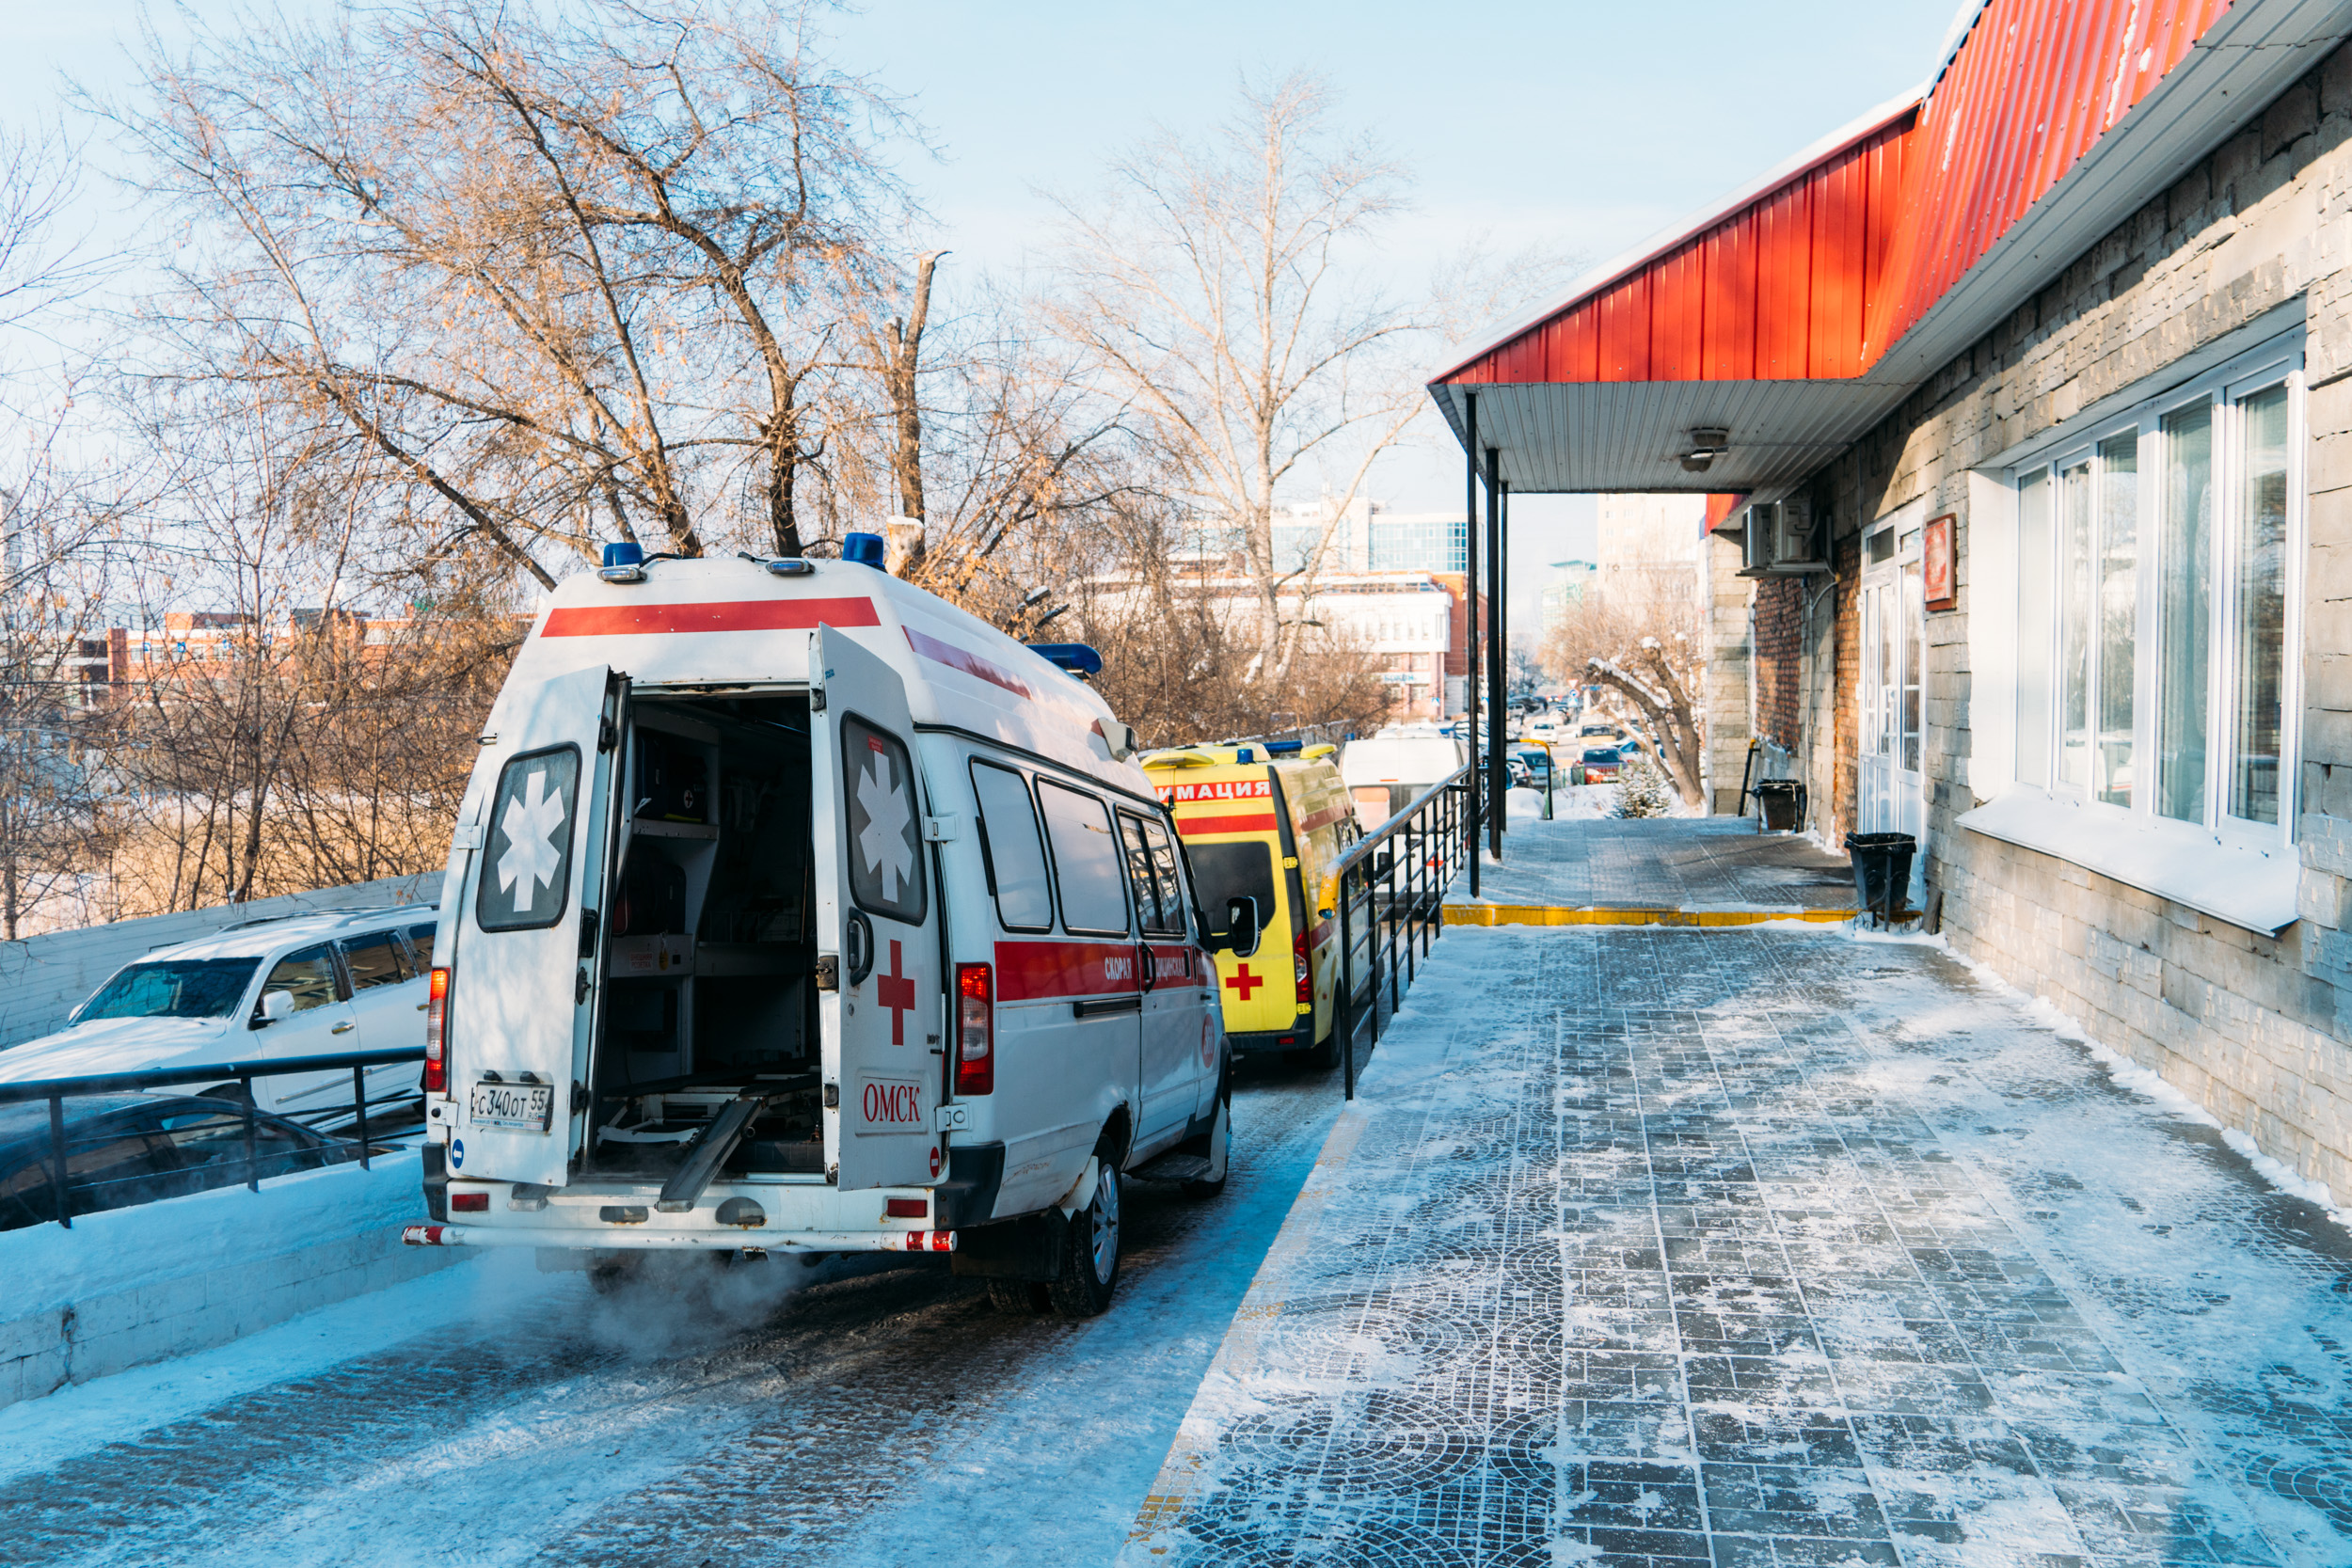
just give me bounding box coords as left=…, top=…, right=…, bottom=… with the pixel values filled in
left=2011, top=338, right=2301, bottom=847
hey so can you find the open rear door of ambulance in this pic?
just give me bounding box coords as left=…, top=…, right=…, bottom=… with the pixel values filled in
left=447, top=664, right=625, bottom=1189
left=811, top=625, right=943, bottom=1191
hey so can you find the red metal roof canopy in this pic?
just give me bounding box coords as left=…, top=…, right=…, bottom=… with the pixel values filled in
left=1436, top=0, right=2344, bottom=496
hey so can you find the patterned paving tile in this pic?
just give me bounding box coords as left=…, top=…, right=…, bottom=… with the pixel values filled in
left=1120, top=923, right=2352, bottom=1568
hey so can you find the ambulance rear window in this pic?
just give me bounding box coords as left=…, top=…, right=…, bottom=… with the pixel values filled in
left=1188, top=841, right=1277, bottom=942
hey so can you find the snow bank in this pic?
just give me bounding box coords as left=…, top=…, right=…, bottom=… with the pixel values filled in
left=0, top=1149, right=457, bottom=1407
left=1866, top=926, right=2352, bottom=1232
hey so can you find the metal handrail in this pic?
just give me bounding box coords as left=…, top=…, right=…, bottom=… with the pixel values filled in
left=1316, top=763, right=1478, bottom=1101
left=3, top=1045, right=424, bottom=1229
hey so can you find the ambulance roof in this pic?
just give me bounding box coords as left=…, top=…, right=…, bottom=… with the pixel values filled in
left=499, top=557, right=1148, bottom=795
left=1139, top=742, right=1338, bottom=773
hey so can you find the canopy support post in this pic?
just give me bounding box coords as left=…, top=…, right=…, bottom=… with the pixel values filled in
left=1464, top=393, right=1481, bottom=898
left=1486, top=446, right=1505, bottom=863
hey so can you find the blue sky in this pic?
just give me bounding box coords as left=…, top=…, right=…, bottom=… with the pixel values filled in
left=7, top=0, right=1964, bottom=615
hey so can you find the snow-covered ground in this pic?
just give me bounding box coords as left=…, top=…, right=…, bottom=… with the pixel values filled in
left=0, top=1063, right=1345, bottom=1568
left=1120, top=924, right=2352, bottom=1565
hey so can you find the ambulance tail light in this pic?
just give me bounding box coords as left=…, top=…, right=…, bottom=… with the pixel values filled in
left=423, top=967, right=451, bottom=1094
left=1294, top=927, right=1311, bottom=1006
left=956, top=963, right=993, bottom=1095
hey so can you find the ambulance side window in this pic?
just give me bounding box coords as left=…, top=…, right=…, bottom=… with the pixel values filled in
left=1146, top=817, right=1191, bottom=938
left=1119, top=814, right=1184, bottom=937
left=969, top=761, right=1055, bottom=932
left=1037, top=781, right=1131, bottom=936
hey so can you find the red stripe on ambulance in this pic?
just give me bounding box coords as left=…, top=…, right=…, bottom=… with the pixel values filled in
left=903, top=626, right=1037, bottom=700
left=543, top=597, right=880, bottom=637
left=1176, top=810, right=1278, bottom=835
left=994, top=939, right=1142, bottom=1001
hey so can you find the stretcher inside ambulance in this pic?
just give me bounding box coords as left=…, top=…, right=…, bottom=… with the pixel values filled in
left=405, top=541, right=1245, bottom=1316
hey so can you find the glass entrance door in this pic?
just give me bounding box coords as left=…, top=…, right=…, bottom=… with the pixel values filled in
left=1857, top=524, right=1926, bottom=847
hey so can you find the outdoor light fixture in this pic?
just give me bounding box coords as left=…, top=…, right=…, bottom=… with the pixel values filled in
left=1679, top=427, right=1731, bottom=473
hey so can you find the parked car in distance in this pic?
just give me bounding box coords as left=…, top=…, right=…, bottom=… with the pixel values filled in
left=0, top=906, right=439, bottom=1127
left=1578, top=746, right=1625, bottom=784
left=1340, top=725, right=1468, bottom=827
left=1513, top=747, right=1556, bottom=789
left=0, top=1092, right=360, bottom=1229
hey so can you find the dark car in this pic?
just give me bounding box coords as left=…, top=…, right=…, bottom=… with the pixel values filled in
left=0, top=1092, right=359, bottom=1229
left=1579, top=746, right=1625, bottom=784
left=1513, top=747, right=1556, bottom=788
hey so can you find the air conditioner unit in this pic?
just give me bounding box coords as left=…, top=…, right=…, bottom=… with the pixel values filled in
left=1739, top=499, right=1825, bottom=576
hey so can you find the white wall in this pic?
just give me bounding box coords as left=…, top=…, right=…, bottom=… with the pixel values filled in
left=0, top=1149, right=458, bottom=1408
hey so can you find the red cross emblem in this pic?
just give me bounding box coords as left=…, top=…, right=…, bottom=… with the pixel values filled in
left=877, top=939, right=917, bottom=1045
left=1225, top=962, right=1262, bottom=1001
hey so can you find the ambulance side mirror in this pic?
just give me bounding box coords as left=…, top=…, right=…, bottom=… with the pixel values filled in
left=1220, top=896, right=1263, bottom=959
left=253, top=990, right=294, bottom=1028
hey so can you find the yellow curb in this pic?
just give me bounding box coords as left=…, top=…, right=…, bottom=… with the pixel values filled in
left=1442, top=904, right=1856, bottom=927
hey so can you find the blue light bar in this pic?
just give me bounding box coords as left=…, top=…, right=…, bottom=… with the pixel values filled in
left=1264, top=738, right=1304, bottom=755
left=599, top=540, right=646, bottom=583
left=842, top=532, right=886, bottom=569
left=1027, top=642, right=1103, bottom=676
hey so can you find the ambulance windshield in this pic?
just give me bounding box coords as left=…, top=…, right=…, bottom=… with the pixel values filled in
left=1187, top=841, right=1278, bottom=941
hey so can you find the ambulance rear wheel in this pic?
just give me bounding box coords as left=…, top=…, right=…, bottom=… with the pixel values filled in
left=1298, top=1026, right=1341, bottom=1070
left=986, top=1279, right=1050, bottom=1314
left=1049, top=1148, right=1121, bottom=1318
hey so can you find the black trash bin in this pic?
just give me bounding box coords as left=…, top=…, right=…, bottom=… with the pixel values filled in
left=1843, top=832, right=1915, bottom=927
left=1754, top=779, right=1804, bottom=832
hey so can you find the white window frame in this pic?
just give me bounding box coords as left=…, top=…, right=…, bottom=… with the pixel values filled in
left=2004, top=334, right=2304, bottom=859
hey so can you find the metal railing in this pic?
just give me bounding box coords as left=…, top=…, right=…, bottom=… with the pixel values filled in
left=1320, top=763, right=1477, bottom=1101
left=0, top=1047, right=424, bottom=1228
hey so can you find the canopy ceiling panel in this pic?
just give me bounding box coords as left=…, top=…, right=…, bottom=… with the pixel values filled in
left=1436, top=381, right=1910, bottom=495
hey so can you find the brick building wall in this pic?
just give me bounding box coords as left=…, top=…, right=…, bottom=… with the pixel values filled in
left=1752, top=577, right=1803, bottom=750
left=1784, top=41, right=2352, bottom=1200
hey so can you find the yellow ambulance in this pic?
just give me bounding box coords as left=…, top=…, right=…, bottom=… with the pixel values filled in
left=1142, top=740, right=1359, bottom=1067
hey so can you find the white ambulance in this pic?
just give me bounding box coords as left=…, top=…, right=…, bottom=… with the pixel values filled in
left=400, top=538, right=1257, bottom=1316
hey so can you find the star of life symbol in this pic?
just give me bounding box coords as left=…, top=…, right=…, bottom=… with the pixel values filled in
left=496, top=768, right=567, bottom=914
left=855, top=747, right=914, bottom=901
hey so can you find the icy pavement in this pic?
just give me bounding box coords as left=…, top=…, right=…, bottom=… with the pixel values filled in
left=1120, top=926, right=2352, bottom=1567
left=1461, top=816, right=1856, bottom=912
left=0, top=1062, right=1345, bottom=1568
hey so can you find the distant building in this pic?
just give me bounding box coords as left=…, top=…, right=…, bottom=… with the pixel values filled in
left=1592, top=494, right=1706, bottom=612
left=1537, top=559, right=1597, bottom=632
left=1199, top=498, right=1470, bottom=578
left=1090, top=569, right=1483, bottom=721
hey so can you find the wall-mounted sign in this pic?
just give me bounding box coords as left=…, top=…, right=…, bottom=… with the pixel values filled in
left=1923, top=514, right=1958, bottom=610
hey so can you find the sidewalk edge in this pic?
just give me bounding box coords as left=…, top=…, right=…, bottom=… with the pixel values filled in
left=1120, top=1101, right=1375, bottom=1557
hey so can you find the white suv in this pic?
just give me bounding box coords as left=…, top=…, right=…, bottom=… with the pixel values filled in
left=0, top=906, right=439, bottom=1122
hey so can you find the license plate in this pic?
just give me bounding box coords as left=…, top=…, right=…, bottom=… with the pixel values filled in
left=470, top=1081, right=553, bottom=1131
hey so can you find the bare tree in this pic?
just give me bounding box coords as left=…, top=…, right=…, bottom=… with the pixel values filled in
left=1041, top=72, right=1431, bottom=683
left=0, top=123, right=144, bottom=937
left=1539, top=562, right=1708, bottom=806
left=96, top=375, right=522, bottom=913
left=1065, top=493, right=1393, bottom=746
left=0, top=478, right=123, bottom=938
left=112, top=0, right=914, bottom=586
left=863, top=250, right=946, bottom=552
